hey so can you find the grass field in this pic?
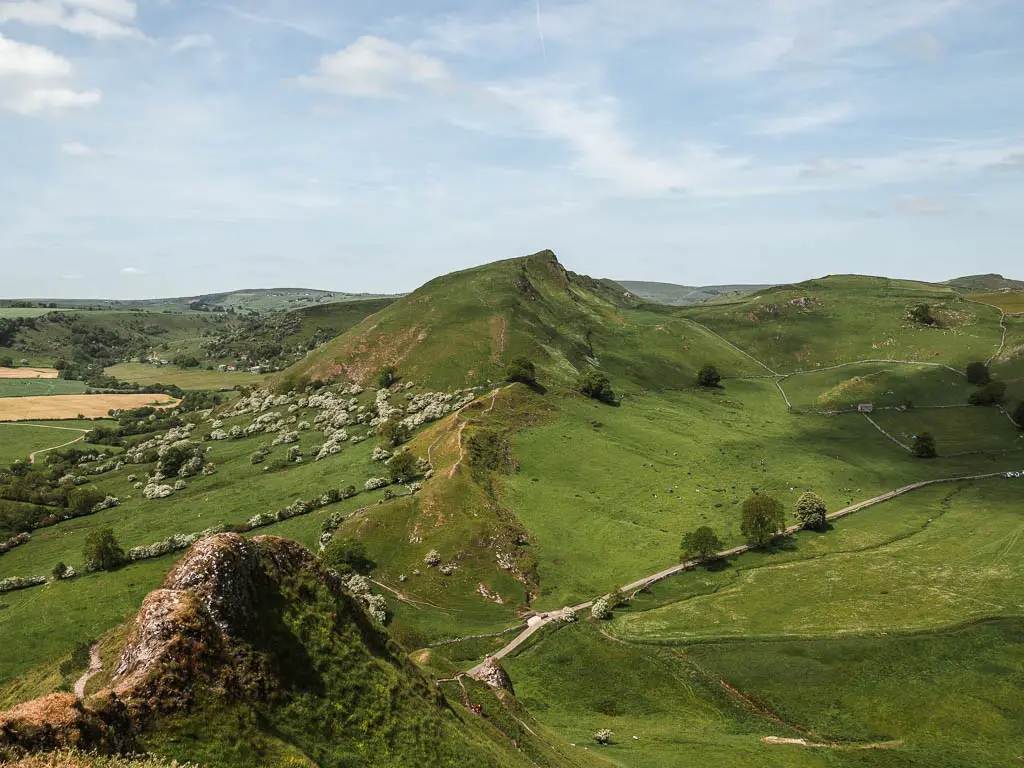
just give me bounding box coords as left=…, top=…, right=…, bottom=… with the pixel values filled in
left=105, top=363, right=271, bottom=390
left=684, top=276, right=1004, bottom=374
left=778, top=363, right=971, bottom=411
left=0, top=421, right=107, bottom=465
left=869, top=407, right=1023, bottom=455
left=609, top=481, right=1024, bottom=643
left=968, top=291, right=1024, bottom=313
left=0, top=308, right=57, bottom=318
left=0, top=379, right=88, bottom=398
left=0, top=394, right=178, bottom=421
left=498, top=380, right=1016, bottom=610
left=0, top=367, right=58, bottom=379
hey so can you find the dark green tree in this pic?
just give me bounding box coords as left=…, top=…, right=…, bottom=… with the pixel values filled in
left=697, top=364, right=722, bottom=388
left=0, top=356, right=13, bottom=368
left=966, top=362, right=991, bottom=386
left=505, top=357, right=537, bottom=386
left=68, top=486, right=105, bottom=515
left=912, top=432, right=937, bottom=458
left=82, top=528, right=125, bottom=572
left=795, top=491, right=828, bottom=530
left=52, top=561, right=69, bottom=579
left=578, top=370, right=616, bottom=405
left=378, top=365, right=397, bottom=389
left=968, top=380, right=1007, bottom=406
left=378, top=418, right=411, bottom=447
left=740, top=493, right=786, bottom=548
left=681, top=526, right=723, bottom=562
left=387, top=450, right=418, bottom=483
left=908, top=303, right=936, bottom=325
left=321, top=537, right=376, bottom=576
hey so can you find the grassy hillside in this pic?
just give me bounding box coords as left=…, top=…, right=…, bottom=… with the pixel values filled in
left=286, top=251, right=764, bottom=392
left=945, top=273, right=1024, bottom=292
left=681, top=275, right=1003, bottom=374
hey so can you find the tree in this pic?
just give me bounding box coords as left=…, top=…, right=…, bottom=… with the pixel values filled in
left=505, top=357, right=537, bottom=386
left=387, top=450, right=418, bottom=483
left=1013, top=402, right=1024, bottom=430
left=0, top=356, right=13, bottom=368
left=82, top=528, right=125, bottom=572
left=172, top=354, right=200, bottom=369
left=52, top=561, right=69, bottom=579
left=968, top=380, right=1007, bottom=406
left=590, top=595, right=612, bottom=620
left=795, top=491, right=827, bottom=530
left=321, top=536, right=376, bottom=576
left=740, top=493, right=786, bottom=548
left=378, top=365, right=396, bottom=389
left=681, top=526, right=723, bottom=561
left=378, top=418, right=411, bottom=447
left=912, top=432, right=937, bottom=459
left=908, top=303, right=936, bottom=325
left=68, top=486, right=105, bottom=516
left=966, top=362, right=991, bottom=386
left=578, top=370, right=616, bottom=405
left=697, top=364, right=722, bottom=388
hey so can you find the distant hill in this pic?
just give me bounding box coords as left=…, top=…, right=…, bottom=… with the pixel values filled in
left=944, top=274, right=1024, bottom=292
left=616, top=280, right=771, bottom=306
left=2, top=288, right=400, bottom=315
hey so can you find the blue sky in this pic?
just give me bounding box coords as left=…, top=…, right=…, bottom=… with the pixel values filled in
left=1, top=0, right=1022, bottom=298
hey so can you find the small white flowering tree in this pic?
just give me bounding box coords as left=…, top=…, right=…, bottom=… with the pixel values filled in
left=594, top=728, right=613, bottom=745
left=590, top=595, right=612, bottom=620
left=424, top=549, right=442, bottom=567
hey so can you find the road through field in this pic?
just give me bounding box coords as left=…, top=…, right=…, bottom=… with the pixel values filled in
left=0, top=422, right=90, bottom=463
left=468, top=470, right=1018, bottom=679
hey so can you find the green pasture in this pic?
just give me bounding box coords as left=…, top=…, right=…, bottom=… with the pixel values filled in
left=969, top=291, right=1024, bottom=314
left=778, top=363, right=971, bottom=411
left=0, top=421, right=109, bottom=465
left=869, top=406, right=1022, bottom=455
left=106, top=363, right=270, bottom=390
left=684, top=277, right=1004, bottom=374
left=0, top=378, right=88, bottom=398
left=0, top=307, right=57, bottom=318
left=500, top=380, right=1016, bottom=610
left=609, top=481, right=1024, bottom=643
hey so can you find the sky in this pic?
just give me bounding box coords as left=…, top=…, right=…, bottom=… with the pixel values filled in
left=1, top=0, right=1022, bottom=298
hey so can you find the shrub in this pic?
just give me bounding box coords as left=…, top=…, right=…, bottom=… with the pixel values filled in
left=52, top=561, right=69, bottom=579
left=578, top=370, right=616, bottom=405
left=908, top=303, right=936, bottom=325
left=912, top=432, right=937, bottom=459
left=697, top=364, right=722, bottom=388
left=364, top=477, right=388, bottom=491
left=557, top=606, right=577, bottom=623
left=322, top=537, right=376, bottom=576
left=966, top=362, right=991, bottom=386
left=506, top=357, right=537, bottom=386
left=968, top=380, right=1007, bottom=406
left=681, top=526, right=723, bottom=561
left=795, top=491, right=827, bottom=530
left=740, top=493, right=786, bottom=548
left=424, top=549, right=442, bottom=567
left=590, top=595, right=612, bottom=620
left=82, top=528, right=125, bottom=572
left=378, top=365, right=397, bottom=389
left=594, top=729, right=613, bottom=745
left=378, top=418, right=411, bottom=447
left=68, top=486, right=105, bottom=515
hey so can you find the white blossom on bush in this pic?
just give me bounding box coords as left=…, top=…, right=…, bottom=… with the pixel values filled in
left=143, top=483, right=174, bottom=499
left=424, top=549, right=442, bottom=567
left=557, top=606, right=578, bottom=623
left=594, top=729, right=613, bottom=745
left=91, top=496, right=121, bottom=513
left=371, top=446, right=391, bottom=462
left=173, top=479, right=188, bottom=491
left=364, top=477, right=388, bottom=491
left=590, top=595, right=612, bottom=620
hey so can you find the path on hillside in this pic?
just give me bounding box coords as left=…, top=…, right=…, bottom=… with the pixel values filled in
left=0, top=422, right=89, bottom=464
left=73, top=643, right=102, bottom=699
left=467, top=470, right=1015, bottom=679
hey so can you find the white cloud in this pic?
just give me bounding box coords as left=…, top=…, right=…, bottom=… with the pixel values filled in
left=0, top=33, right=101, bottom=114
left=895, top=195, right=955, bottom=215
left=300, top=36, right=451, bottom=97
left=988, top=153, right=1024, bottom=173
left=170, top=33, right=213, bottom=54
left=120, top=266, right=144, bottom=275
left=755, top=102, right=854, bottom=136
left=0, top=0, right=142, bottom=40
left=61, top=141, right=97, bottom=156
left=800, top=158, right=861, bottom=179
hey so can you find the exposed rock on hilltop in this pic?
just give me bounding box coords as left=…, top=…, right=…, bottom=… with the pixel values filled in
left=2, top=534, right=540, bottom=767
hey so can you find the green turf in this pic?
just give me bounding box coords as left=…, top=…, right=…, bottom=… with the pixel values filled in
left=683, top=276, right=1004, bottom=374
left=0, top=378, right=89, bottom=398
left=778, top=363, right=971, bottom=411
left=0, top=308, right=57, bottom=318
left=869, top=406, right=1023, bottom=455
left=609, top=481, right=1024, bottom=643
left=105, top=363, right=270, bottom=390
left=0, top=421, right=106, bottom=465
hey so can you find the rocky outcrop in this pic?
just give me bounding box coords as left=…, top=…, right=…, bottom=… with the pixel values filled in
left=0, top=692, right=136, bottom=759
left=470, top=657, right=514, bottom=695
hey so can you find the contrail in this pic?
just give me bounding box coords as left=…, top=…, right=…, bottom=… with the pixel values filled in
left=536, top=0, right=547, bottom=62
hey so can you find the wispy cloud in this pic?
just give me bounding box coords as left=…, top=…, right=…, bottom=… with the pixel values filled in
left=755, top=102, right=855, bottom=136
left=219, top=4, right=330, bottom=41
left=60, top=141, right=98, bottom=156
left=300, top=36, right=451, bottom=97
left=0, top=0, right=143, bottom=40
left=0, top=33, right=101, bottom=114
left=120, top=266, right=145, bottom=275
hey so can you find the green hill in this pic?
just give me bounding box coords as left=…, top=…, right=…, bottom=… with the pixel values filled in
left=944, top=274, right=1024, bottom=292
left=284, top=250, right=764, bottom=392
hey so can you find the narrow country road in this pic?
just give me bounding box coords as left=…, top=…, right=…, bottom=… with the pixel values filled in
left=467, top=469, right=1016, bottom=680
left=73, top=643, right=102, bottom=699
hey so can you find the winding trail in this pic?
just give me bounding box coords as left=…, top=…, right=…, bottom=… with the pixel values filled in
left=467, top=470, right=1017, bottom=679
left=0, top=422, right=89, bottom=464
left=73, top=643, right=102, bottom=700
